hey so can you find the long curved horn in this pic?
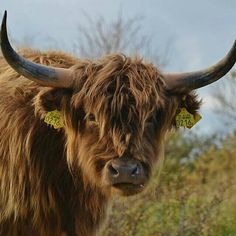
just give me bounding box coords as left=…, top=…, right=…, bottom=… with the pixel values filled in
left=0, top=11, right=74, bottom=88
left=163, top=40, right=236, bottom=93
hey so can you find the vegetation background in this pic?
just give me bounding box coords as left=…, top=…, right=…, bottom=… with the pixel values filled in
left=101, top=129, right=236, bottom=236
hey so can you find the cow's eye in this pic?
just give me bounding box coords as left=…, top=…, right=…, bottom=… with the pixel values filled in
left=145, top=116, right=153, bottom=125
left=87, top=114, right=96, bottom=122
left=86, top=114, right=98, bottom=125
left=145, top=115, right=155, bottom=128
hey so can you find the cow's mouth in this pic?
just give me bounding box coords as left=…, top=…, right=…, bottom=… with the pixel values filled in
left=113, top=183, right=144, bottom=188
left=112, top=183, right=145, bottom=196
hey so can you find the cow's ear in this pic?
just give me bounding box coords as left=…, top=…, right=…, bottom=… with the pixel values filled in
left=171, top=92, right=202, bottom=128
left=180, top=93, right=202, bottom=115
left=34, top=87, right=72, bottom=118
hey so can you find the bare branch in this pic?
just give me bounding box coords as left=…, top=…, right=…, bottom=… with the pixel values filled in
left=74, top=11, right=169, bottom=67
left=213, top=71, right=236, bottom=126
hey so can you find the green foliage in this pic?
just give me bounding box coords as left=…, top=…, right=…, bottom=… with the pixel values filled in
left=100, top=132, right=236, bottom=236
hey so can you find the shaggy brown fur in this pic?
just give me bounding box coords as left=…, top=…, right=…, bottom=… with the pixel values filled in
left=0, top=49, right=200, bottom=236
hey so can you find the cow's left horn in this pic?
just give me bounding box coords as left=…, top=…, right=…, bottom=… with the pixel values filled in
left=163, top=39, right=236, bottom=93
left=0, top=11, right=73, bottom=88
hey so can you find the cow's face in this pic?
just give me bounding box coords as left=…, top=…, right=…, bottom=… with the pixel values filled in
left=35, top=55, right=200, bottom=196
left=63, top=55, right=180, bottom=196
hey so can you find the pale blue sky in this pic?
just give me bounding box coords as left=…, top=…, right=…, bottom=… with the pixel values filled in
left=1, top=0, right=236, bottom=134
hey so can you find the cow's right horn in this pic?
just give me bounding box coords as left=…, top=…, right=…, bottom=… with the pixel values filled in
left=0, top=11, right=74, bottom=88
left=162, top=40, right=236, bottom=93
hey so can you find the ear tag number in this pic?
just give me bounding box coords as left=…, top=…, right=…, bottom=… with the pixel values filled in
left=175, top=108, right=202, bottom=129
left=44, top=110, right=64, bottom=129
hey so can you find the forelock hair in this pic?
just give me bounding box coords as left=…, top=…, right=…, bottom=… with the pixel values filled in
left=71, top=54, right=166, bottom=156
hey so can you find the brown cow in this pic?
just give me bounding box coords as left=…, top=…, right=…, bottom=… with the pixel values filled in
left=0, top=11, right=235, bottom=236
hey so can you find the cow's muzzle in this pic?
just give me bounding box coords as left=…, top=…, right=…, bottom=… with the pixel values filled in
left=105, top=157, right=148, bottom=195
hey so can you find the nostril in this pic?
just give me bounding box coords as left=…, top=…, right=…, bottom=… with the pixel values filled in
left=131, top=165, right=140, bottom=177
left=108, top=164, right=119, bottom=176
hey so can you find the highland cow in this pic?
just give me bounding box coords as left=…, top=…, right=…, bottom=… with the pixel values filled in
left=0, top=11, right=235, bottom=236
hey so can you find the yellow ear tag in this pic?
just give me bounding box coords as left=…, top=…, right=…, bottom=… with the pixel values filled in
left=194, top=112, right=202, bottom=124
left=175, top=108, right=202, bottom=129
left=44, top=110, right=64, bottom=129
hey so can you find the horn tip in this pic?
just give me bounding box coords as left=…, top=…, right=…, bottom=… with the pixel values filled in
left=3, top=10, right=7, bottom=21
left=1, top=11, right=7, bottom=45
left=1, top=10, right=7, bottom=29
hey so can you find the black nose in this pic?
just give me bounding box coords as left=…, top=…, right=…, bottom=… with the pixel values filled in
left=109, top=162, right=140, bottom=177
left=106, top=158, right=145, bottom=185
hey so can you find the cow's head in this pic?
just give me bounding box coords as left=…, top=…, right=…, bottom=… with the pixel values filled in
left=1, top=11, right=236, bottom=196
